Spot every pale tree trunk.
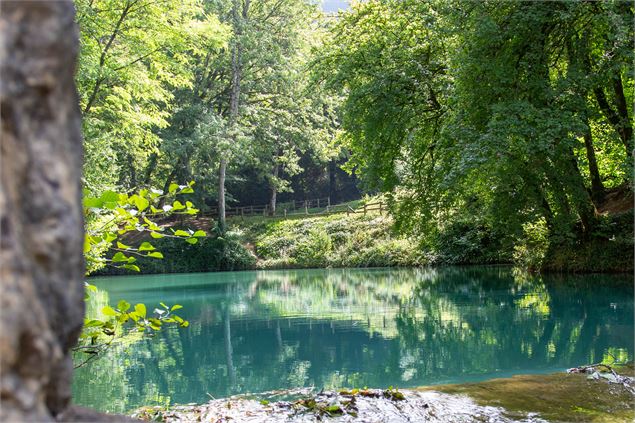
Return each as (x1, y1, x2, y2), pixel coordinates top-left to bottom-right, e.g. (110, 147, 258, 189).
(269, 164, 280, 216)
(0, 1, 85, 420)
(218, 158, 227, 229)
(219, 0, 250, 232)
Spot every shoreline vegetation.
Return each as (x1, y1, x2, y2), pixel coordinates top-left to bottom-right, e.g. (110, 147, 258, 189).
(132, 366, 635, 422)
(92, 199, 633, 277)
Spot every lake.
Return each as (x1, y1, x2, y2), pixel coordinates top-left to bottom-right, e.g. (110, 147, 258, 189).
(72, 266, 634, 414)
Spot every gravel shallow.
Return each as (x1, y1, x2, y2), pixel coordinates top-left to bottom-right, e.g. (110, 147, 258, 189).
(132, 388, 546, 422)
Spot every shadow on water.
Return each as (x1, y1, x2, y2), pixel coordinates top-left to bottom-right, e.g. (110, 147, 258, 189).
(73, 266, 634, 414)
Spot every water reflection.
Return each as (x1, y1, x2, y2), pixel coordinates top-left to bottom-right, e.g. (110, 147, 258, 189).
(72, 267, 633, 413)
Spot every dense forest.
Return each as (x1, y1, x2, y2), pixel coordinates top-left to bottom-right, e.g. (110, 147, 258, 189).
(78, 0, 632, 274)
(1, 1, 633, 422)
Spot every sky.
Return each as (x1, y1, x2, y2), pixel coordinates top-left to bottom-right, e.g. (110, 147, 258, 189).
(321, 0, 349, 13)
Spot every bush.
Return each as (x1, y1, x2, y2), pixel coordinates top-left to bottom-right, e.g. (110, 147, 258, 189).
(433, 219, 510, 265)
(93, 231, 256, 275)
(541, 211, 634, 273)
(513, 218, 549, 271)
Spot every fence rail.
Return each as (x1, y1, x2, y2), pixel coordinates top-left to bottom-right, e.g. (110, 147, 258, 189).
(200, 197, 385, 220)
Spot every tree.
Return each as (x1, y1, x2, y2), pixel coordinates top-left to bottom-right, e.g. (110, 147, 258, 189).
(75, 0, 228, 194)
(317, 0, 633, 260)
(0, 2, 86, 420)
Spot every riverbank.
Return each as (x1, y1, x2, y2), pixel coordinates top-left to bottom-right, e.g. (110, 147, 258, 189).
(92, 202, 633, 276)
(133, 367, 635, 422)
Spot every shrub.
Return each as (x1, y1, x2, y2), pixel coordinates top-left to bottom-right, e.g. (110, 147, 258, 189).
(513, 218, 549, 271)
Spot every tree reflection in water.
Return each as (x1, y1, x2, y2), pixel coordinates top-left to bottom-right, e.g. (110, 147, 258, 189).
(73, 267, 633, 414)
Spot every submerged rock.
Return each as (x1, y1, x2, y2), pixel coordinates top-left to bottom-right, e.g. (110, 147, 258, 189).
(134, 369, 635, 423)
(134, 388, 541, 422)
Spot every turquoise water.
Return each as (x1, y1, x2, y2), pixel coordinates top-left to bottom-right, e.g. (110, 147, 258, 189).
(72, 267, 634, 413)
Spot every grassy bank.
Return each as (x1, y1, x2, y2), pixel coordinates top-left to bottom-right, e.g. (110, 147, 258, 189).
(93, 209, 425, 276)
(93, 201, 633, 276)
(247, 213, 426, 269)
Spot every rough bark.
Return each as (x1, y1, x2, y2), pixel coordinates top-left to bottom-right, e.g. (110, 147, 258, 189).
(0, 1, 85, 420)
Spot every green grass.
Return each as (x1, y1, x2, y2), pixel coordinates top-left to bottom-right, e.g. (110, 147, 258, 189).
(242, 211, 426, 269)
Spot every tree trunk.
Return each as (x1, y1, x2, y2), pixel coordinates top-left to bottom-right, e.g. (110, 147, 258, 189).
(0, 2, 85, 420)
(594, 86, 632, 156)
(218, 0, 247, 232)
(218, 158, 227, 230)
(612, 75, 633, 155)
(142, 152, 158, 186)
(269, 164, 279, 215)
(582, 123, 605, 204)
(328, 159, 338, 204)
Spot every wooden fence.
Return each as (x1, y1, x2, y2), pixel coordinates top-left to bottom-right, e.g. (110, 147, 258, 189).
(200, 197, 385, 220)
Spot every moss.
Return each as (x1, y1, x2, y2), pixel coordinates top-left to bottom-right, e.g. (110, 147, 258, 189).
(421, 371, 635, 422)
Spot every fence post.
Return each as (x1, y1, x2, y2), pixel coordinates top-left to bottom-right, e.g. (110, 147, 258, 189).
(284, 208, 287, 217)
(379, 202, 383, 215)
(263, 206, 267, 217)
(364, 204, 367, 215)
(304, 201, 308, 215)
(317, 198, 320, 208)
(250, 205, 254, 214)
(327, 196, 331, 207)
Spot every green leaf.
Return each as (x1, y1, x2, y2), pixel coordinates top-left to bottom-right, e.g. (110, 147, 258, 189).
(117, 241, 132, 250)
(134, 195, 150, 212)
(84, 319, 104, 328)
(100, 190, 119, 203)
(138, 242, 155, 251)
(185, 237, 198, 244)
(193, 230, 206, 237)
(83, 197, 103, 208)
(172, 200, 186, 211)
(147, 251, 164, 259)
(148, 318, 163, 327)
(112, 252, 129, 262)
(171, 304, 183, 311)
(122, 264, 140, 272)
(169, 183, 179, 194)
(160, 302, 168, 309)
(134, 303, 147, 318)
(150, 231, 164, 239)
(174, 230, 190, 237)
(117, 300, 131, 312)
(102, 306, 117, 317)
(83, 237, 92, 253)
